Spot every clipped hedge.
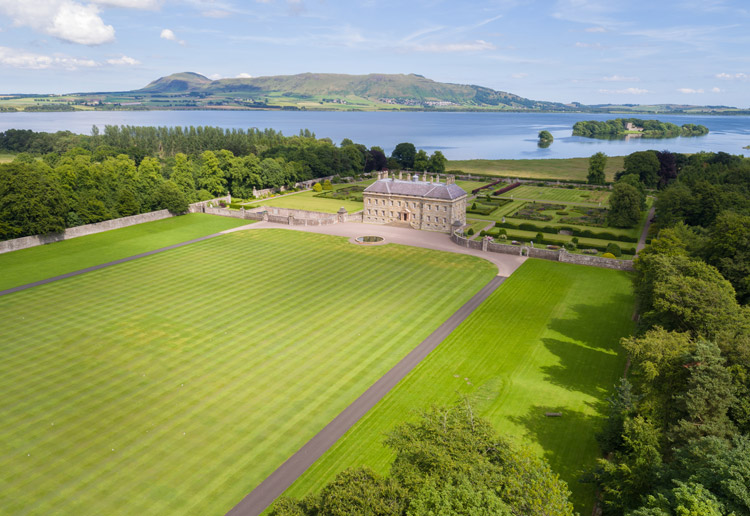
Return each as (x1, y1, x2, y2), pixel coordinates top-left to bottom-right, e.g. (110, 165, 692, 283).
(492, 182, 521, 196)
(471, 178, 506, 194)
(496, 221, 637, 243)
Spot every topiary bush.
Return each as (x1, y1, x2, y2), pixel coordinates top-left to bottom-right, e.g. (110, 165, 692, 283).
(467, 227, 475, 236)
(313, 183, 322, 192)
(605, 242, 622, 257)
(601, 252, 616, 259)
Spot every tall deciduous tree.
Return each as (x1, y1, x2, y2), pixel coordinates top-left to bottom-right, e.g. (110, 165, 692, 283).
(608, 182, 642, 227)
(428, 151, 447, 173)
(0, 163, 67, 239)
(625, 151, 660, 188)
(587, 152, 607, 184)
(391, 142, 416, 169)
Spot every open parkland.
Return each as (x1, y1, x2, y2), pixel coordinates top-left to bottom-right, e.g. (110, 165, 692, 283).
(0, 165, 639, 516)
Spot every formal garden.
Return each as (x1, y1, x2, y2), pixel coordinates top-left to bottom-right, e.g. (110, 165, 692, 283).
(465, 182, 651, 258)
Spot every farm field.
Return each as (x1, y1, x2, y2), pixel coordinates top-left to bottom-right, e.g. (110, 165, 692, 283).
(498, 185, 611, 205)
(285, 259, 635, 512)
(0, 229, 497, 516)
(0, 213, 249, 291)
(246, 189, 363, 213)
(449, 156, 625, 182)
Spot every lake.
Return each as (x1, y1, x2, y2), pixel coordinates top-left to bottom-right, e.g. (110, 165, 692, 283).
(0, 110, 748, 160)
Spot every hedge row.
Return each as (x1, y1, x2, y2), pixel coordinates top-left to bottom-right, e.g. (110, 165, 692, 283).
(494, 221, 637, 243)
(492, 182, 521, 196)
(488, 231, 636, 256)
(471, 178, 506, 194)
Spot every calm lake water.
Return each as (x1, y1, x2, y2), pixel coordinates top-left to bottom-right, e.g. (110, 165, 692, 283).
(0, 110, 748, 160)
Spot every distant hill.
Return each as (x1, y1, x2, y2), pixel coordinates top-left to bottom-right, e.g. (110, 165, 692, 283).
(139, 72, 213, 93)
(0, 72, 743, 113)
(133, 71, 572, 110)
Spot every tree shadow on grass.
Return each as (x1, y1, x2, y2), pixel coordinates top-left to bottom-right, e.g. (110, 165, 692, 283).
(510, 404, 604, 510)
(541, 337, 623, 401)
(546, 294, 634, 354)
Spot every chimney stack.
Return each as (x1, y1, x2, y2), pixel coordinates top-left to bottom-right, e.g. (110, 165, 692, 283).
(399, 171, 403, 180)
(422, 172, 427, 182)
(446, 175, 455, 185)
(407, 173, 412, 181)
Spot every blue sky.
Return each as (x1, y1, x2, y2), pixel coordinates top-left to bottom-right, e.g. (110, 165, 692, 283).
(0, 0, 748, 106)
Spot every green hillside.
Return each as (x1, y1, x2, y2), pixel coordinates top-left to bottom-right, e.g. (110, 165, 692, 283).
(135, 71, 568, 110)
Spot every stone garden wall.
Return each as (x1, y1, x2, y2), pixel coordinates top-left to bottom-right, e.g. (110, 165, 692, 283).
(0, 196, 232, 254)
(451, 231, 634, 271)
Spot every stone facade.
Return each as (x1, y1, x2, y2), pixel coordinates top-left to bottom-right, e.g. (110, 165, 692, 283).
(362, 171, 467, 233)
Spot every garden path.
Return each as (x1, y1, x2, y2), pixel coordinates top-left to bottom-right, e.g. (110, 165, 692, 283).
(636, 206, 656, 253)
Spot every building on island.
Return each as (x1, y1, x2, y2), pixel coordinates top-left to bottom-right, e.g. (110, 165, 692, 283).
(362, 171, 467, 233)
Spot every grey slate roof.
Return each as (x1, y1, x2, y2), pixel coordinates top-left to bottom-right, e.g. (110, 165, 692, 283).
(364, 179, 466, 200)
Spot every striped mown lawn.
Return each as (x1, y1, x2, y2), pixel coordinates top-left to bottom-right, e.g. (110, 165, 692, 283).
(0, 213, 250, 291)
(499, 185, 611, 205)
(285, 259, 634, 513)
(0, 229, 497, 516)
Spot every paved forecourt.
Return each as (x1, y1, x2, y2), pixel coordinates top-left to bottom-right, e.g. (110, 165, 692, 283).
(243, 221, 526, 277)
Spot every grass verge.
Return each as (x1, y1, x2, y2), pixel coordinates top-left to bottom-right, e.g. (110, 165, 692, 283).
(284, 259, 634, 513)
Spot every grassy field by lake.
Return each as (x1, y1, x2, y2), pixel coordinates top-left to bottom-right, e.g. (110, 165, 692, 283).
(0, 229, 497, 516)
(0, 214, 249, 291)
(284, 259, 635, 513)
(449, 156, 625, 182)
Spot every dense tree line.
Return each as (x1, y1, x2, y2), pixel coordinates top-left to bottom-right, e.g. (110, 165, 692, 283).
(272, 403, 574, 516)
(573, 119, 709, 139)
(591, 151, 750, 515)
(0, 127, 393, 240)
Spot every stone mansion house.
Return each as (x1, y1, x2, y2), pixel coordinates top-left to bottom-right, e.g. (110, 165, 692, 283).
(362, 171, 467, 233)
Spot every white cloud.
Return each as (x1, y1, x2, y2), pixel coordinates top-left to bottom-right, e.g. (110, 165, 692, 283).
(602, 74, 639, 82)
(93, 0, 161, 8)
(0, 0, 115, 45)
(237, 72, 253, 78)
(511, 72, 528, 79)
(0, 46, 99, 69)
(160, 28, 185, 44)
(716, 72, 748, 80)
(408, 40, 496, 53)
(201, 9, 231, 17)
(599, 87, 649, 94)
(575, 41, 602, 48)
(585, 26, 606, 32)
(712, 87, 722, 93)
(208, 73, 222, 80)
(677, 88, 704, 93)
(106, 55, 139, 65)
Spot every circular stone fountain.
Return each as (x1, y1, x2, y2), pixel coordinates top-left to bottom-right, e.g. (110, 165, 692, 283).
(353, 235, 385, 244)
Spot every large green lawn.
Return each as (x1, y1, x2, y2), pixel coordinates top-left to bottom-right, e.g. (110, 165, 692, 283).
(449, 156, 625, 182)
(285, 259, 634, 513)
(247, 189, 363, 213)
(0, 214, 250, 291)
(0, 229, 497, 516)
